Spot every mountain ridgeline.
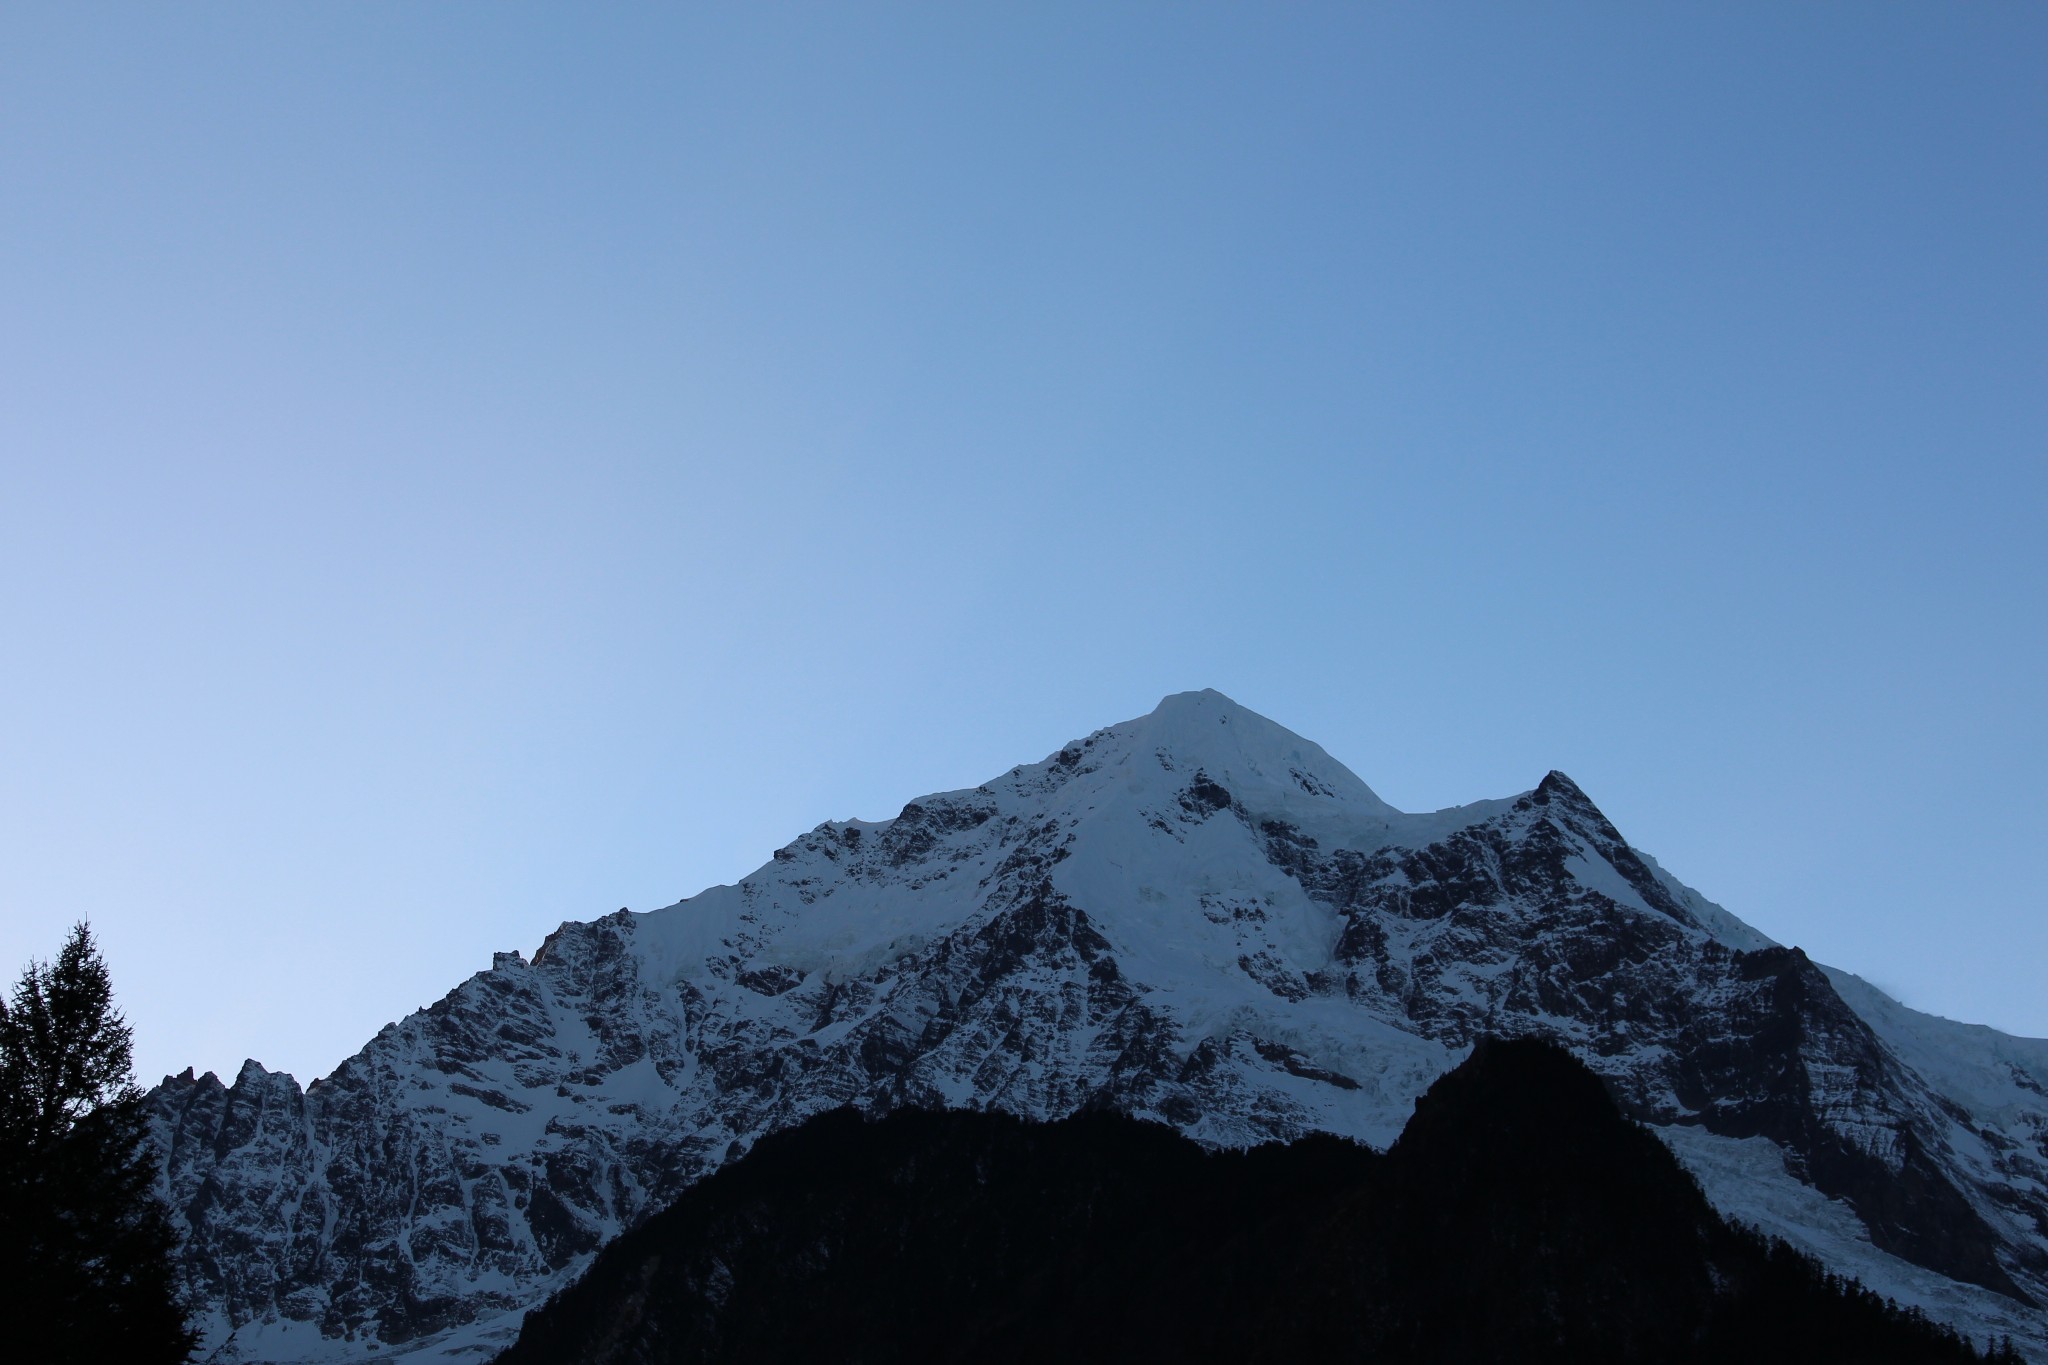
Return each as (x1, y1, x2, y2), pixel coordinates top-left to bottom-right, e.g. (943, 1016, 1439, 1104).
(146, 691, 2048, 1361)
(499, 1039, 2020, 1365)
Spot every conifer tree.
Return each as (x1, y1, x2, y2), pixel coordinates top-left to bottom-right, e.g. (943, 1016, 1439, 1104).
(0, 922, 197, 1362)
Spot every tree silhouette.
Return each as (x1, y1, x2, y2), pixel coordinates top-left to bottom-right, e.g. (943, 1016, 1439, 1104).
(0, 922, 196, 1362)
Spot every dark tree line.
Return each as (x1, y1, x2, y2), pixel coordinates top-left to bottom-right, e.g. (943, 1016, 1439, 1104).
(0, 923, 196, 1363)
(501, 1037, 2033, 1365)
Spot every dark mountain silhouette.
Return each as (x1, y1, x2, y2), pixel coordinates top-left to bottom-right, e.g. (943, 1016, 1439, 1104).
(496, 1038, 2024, 1365)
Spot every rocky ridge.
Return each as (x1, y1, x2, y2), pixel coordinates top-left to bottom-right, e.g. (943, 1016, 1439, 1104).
(148, 690, 2048, 1360)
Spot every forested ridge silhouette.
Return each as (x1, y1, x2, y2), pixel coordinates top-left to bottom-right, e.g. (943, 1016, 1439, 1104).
(499, 1037, 2026, 1364)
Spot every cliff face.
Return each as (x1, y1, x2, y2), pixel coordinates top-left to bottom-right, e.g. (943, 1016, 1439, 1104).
(148, 690, 2048, 1361)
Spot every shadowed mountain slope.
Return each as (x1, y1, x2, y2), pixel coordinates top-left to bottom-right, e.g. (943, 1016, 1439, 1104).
(496, 1039, 2023, 1365)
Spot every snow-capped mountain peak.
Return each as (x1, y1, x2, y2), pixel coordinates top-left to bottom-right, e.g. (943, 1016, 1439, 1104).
(148, 692, 2048, 1362)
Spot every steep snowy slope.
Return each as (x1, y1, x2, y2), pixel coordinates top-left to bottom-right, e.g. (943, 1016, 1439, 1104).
(148, 691, 2048, 1361)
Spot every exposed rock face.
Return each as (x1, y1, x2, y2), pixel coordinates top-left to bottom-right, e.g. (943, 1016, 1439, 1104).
(148, 690, 2048, 1361)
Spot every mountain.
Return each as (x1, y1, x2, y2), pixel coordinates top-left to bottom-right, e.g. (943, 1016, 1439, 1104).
(146, 690, 2048, 1361)
(495, 1038, 2021, 1365)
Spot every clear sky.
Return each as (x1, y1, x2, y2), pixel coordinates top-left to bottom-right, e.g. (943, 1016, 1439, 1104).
(3, 4, 2042, 1087)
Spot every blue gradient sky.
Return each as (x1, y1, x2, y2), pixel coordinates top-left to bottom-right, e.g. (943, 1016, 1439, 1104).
(3, 4, 2043, 1086)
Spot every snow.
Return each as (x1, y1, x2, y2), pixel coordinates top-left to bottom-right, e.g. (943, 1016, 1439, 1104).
(1660, 1125, 2047, 1359)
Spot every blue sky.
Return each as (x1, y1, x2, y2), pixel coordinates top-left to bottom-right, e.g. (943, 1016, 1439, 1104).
(2, 4, 2042, 1086)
